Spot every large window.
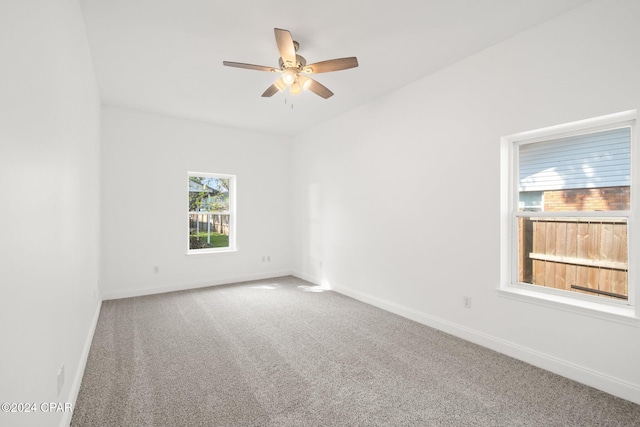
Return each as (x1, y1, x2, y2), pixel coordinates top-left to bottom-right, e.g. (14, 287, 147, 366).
(502, 112, 636, 312)
(188, 172, 236, 253)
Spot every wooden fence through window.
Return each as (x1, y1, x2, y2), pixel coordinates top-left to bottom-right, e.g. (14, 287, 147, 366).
(189, 212, 230, 236)
(518, 217, 628, 300)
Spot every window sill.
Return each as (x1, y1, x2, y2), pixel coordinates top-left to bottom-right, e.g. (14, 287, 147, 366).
(186, 248, 237, 256)
(497, 286, 640, 327)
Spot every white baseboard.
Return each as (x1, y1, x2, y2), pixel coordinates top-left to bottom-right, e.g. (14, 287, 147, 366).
(101, 270, 293, 300)
(299, 276, 640, 405)
(290, 270, 321, 286)
(60, 300, 102, 427)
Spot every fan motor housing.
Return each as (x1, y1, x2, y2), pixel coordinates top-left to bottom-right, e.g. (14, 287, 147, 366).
(279, 54, 306, 70)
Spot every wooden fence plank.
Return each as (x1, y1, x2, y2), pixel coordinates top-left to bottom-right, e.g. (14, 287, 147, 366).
(565, 221, 578, 292)
(612, 271, 627, 298)
(576, 223, 589, 293)
(599, 222, 614, 296)
(614, 223, 627, 261)
(533, 220, 546, 286)
(544, 221, 556, 287)
(600, 222, 614, 262)
(587, 222, 601, 291)
(599, 268, 612, 297)
(612, 223, 627, 296)
(554, 222, 567, 290)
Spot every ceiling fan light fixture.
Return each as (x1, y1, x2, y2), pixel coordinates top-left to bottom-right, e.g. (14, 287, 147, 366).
(290, 81, 302, 95)
(282, 68, 297, 85)
(298, 75, 312, 91)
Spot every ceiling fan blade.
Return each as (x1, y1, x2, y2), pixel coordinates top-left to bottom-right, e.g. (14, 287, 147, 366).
(302, 56, 358, 74)
(274, 28, 296, 66)
(303, 57, 358, 74)
(261, 78, 286, 97)
(261, 84, 280, 97)
(223, 61, 278, 72)
(306, 78, 334, 99)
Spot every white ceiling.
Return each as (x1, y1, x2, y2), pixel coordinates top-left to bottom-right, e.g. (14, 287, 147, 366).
(80, 0, 591, 136)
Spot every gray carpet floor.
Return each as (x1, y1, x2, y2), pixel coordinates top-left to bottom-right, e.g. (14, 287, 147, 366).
(72, 276, 640, 426)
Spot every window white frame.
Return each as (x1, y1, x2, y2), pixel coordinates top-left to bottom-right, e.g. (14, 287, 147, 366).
(500, 111, 640, 324)
(187, 171, 237, 255)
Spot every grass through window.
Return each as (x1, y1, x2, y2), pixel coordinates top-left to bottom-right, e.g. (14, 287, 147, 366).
(189, 232, 229, 249)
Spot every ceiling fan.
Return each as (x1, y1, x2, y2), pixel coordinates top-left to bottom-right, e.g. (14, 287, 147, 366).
(223, 28, 358, 99)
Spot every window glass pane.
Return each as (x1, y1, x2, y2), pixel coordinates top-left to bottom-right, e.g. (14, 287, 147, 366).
(518, 191, 543, 212)
(519, 127, 630, 212)
(188, 176, 230, 250)
(517, 217, 628, 301)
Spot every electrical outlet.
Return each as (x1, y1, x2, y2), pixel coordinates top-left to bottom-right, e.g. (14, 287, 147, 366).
(57, 364, 65, 397)
(463, 296, 472, 309)
(153, 265, 159, 274)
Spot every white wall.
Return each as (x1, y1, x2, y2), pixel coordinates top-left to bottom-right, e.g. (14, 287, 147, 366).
(292, 0, 640, 403)
(100, 106, 292, 299)
(0, 1, 102, 426)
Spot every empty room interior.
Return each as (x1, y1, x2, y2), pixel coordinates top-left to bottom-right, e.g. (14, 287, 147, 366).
(3, 0, 640, 426)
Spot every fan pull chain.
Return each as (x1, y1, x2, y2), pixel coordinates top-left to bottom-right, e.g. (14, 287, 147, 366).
(284, 87, 293, 110)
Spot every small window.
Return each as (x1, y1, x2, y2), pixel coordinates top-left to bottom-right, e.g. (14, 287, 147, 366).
(503, 112, 634, 306)
(188, 172, 236, 253)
